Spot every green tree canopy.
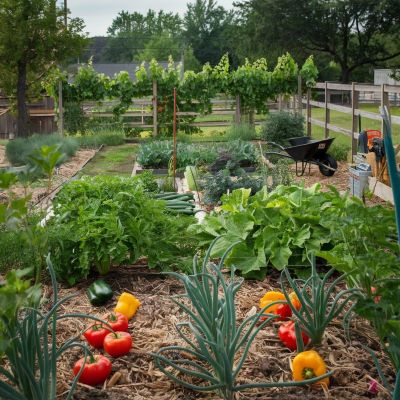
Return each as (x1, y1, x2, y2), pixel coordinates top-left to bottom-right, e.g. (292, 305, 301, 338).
(236, 0, 400, 82)
(0, 0, 86, 137)
(104, 10, 183, 62)
(184, 0, 235, 66)
(136, 36, 200, 72)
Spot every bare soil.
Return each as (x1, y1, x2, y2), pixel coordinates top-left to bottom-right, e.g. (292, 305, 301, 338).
(52, 266, 394, 400)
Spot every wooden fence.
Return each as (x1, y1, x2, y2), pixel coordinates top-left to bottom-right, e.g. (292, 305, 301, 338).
(303, 82, 400, 158)
(0, 95, 56, 138)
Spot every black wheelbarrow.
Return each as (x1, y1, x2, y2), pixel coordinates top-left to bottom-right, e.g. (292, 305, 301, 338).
(265, 136, 338, 177)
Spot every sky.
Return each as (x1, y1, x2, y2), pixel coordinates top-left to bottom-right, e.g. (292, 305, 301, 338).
(67, 0, 235, 37)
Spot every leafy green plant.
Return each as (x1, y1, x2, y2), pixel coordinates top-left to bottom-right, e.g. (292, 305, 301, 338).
(29, 145, 65, 194)
(153, 239, 332, 400)
(261, 111, 304, 145)
(48, 176, 196, 284)
(202, 168, 263, 205)
(281, 255, 360, 345)
(0, 255, 109, 400)
(5, 134, 78, 166)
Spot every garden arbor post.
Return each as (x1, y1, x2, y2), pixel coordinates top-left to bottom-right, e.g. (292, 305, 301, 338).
(351, 82, 359, 159)
(58, 80, 64, 136)
(152, 80, 158, 137)
(297, 75, 302, 115)
(235, 96, 241, 125)
(324, 82, 330, 138)
(306, 89, 311, 136)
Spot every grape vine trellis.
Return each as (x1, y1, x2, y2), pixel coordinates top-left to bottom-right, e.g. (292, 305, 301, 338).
(46, 54, 318, 135)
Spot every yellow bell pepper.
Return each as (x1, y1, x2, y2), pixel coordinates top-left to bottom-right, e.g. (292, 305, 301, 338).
(292, 350, 330, 387)
(114, 292, 141, 319)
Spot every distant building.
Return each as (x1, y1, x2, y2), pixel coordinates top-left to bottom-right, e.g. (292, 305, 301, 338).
(374, 69, 399, 86)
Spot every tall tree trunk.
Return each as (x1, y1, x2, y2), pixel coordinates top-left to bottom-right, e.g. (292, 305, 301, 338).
(16, 61, 29, 137)
(340, 66, 351, 83)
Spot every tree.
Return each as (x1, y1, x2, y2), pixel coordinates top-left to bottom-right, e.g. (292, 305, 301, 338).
(0, 0, 86, 137)
(236, 0, 400, 82)
(184, 0, 235, 66)
(104, 10, 183, 62)
(136, 36, 201, 72)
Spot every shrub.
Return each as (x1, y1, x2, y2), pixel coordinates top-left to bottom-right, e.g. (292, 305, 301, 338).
(225, 122, 257, 141)
(328, 142, 349, 162)
(76, 132, 125, 148)
(6, 134, 78, 166)
(261, 111, 304, 145)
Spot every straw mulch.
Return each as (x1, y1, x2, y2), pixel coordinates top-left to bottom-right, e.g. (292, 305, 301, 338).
(50, 265, 393, 400)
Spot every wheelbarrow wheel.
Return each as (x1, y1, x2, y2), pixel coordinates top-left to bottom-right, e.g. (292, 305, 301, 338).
(318, 154, 337, 176)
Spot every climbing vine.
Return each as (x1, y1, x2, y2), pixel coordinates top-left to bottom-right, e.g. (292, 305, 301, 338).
(47, 54, 318, 135)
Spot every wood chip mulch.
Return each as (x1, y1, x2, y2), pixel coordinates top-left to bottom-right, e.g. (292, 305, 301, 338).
(49, 266, 394, 400)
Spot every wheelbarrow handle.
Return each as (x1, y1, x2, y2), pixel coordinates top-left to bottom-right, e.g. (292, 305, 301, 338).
(266, 141, 286, 151)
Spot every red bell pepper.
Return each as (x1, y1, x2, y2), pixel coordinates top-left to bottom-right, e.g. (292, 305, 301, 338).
(278, 320, 309, 351)
(73, 355, 112, 386)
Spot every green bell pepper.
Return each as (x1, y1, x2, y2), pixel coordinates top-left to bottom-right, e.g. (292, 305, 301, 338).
(87, 280, 113, 306)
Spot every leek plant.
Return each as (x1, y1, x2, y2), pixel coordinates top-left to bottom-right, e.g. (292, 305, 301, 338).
(153, 239, 332, 400)
(280, 254, 360, 345)
(0, 255, 108, 400)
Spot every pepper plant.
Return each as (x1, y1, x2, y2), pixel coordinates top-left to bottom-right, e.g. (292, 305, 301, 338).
(153, 239, 332, 400)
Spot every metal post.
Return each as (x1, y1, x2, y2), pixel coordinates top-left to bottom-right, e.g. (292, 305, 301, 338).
(152, 80, 158, 137)
(381, 84, 390, 135)
(172, 88, 177, 190)
(306, 89, 311, 136)
(351, 82, 359, 159)
(58, 80, 64, 136)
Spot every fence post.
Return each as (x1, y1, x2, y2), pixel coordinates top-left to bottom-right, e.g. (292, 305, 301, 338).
(235, 96, 241, 124)
(306, 88, 311, 136)
(58, 80, 64, 136)
(381, 84, 390, 134)
(324, 81, 330, 138)
(152, 80, 158, 137)
(298, 75, 303, 115)
(351, 82, 359, 159)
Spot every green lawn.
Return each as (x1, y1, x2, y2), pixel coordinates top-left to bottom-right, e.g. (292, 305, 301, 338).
(80, 144, 138, 177)
(310, 104, 400, 146)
